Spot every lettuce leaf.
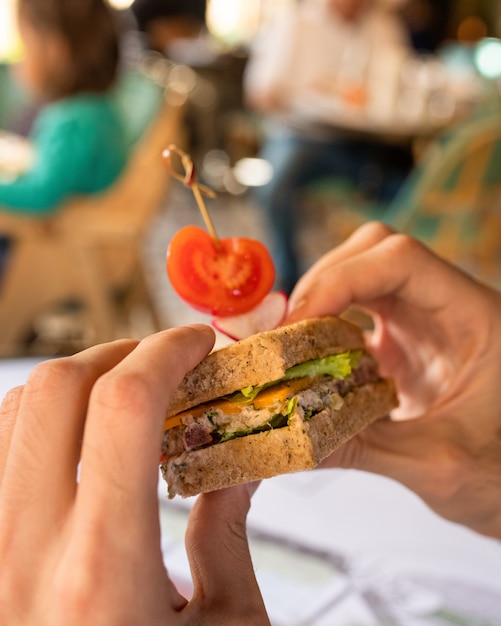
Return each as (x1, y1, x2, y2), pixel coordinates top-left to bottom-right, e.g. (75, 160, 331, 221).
(231, 351, 362, 403)
(283, 351, 361, 381)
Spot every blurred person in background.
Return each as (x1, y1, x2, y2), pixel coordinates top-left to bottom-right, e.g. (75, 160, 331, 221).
(130, 0, 208, 61)
(129, 0, 216, 156)
(0, 0, 126, 271)
(400, 0, 453, 52)
(244, 0, 415, 294)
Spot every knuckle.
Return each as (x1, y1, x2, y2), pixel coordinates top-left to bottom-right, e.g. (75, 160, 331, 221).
(360, 220, 395, 239)
(26, 357, 88, 397)
(383, 231, 424, 258)
(224, 514, 248, 548)
(193, 591, 268, 626)
(91, 370, 154, 418)
(49, 581, 95, 624)
(49, 543, 117, 625)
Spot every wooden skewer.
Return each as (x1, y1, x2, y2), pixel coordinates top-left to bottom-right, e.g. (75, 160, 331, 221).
(162, 144, 221, 249)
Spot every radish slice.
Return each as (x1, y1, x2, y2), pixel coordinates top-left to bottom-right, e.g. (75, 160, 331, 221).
(212, 291, 288, 340)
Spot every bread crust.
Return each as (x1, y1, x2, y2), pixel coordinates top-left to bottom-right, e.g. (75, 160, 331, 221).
(166, 316, 365, 417)
(161, 378, 397, 498)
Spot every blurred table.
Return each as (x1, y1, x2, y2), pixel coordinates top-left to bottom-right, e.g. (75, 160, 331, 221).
(0, 358, 46, 397)
(289, 52, 485, 147)
(3, 359, 501, 625)
(160, 470, 501, 625)
(291, 89, 456, 144)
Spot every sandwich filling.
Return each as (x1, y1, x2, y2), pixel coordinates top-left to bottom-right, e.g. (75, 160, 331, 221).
(161, 350, 381, 459)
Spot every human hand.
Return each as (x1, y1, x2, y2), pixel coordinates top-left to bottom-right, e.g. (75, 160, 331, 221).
(0, 327, 269, 625)
(286, 222, 501, 539)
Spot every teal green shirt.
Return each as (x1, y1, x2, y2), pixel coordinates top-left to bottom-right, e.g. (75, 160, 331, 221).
(0, 94, 127, 214)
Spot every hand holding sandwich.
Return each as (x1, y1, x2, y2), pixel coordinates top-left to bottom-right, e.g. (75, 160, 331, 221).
(0, 327, 269, 626)
(287, 221, 501, 540)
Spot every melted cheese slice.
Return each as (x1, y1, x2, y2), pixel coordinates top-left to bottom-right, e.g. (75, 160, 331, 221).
(163, 377, 315, 432)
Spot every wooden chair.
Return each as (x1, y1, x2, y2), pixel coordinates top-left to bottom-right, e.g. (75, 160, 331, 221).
(0, 76, 187, 356)
(385, 110, 501, 279)
(326, 110, 501, 283)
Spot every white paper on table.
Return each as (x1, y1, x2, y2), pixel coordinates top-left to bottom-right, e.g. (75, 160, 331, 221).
(159, 469, 501, 625)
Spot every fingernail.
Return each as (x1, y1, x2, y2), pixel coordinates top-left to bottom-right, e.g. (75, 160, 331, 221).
(286, 297, 306, 318)
(186, 324, 215, 337)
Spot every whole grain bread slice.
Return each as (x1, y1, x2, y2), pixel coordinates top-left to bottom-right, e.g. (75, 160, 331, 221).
(166, 316, 366, 418)
(162, 378, 397, 498)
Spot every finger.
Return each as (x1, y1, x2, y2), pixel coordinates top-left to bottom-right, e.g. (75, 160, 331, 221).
(322, 416, 456, 505)
(76, 326, 215, 534)
(186, 485, 269, 623)
(0, 341, 138, 525)
(287, 221, 394, 317)
(0, 341, 140, 600)
(287, 229, 472, 323)
(323, 416, 421, 471)
(298, 220, 395, 286)
(0, 386, 23, 483)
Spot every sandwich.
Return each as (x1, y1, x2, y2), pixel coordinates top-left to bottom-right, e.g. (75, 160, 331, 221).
(161, 316, 398, 498)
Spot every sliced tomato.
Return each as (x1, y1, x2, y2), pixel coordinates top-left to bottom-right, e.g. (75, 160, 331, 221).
(167, 225, 275, 316)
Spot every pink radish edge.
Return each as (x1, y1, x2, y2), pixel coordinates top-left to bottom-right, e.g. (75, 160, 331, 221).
(212, 291, 288, 341)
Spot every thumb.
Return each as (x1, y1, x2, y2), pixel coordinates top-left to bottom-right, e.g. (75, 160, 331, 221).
(185, 484, 269, 623)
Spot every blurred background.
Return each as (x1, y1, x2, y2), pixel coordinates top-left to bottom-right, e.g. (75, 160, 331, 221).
(2, 0, 501, 355)
(3, 5, 501, 624)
